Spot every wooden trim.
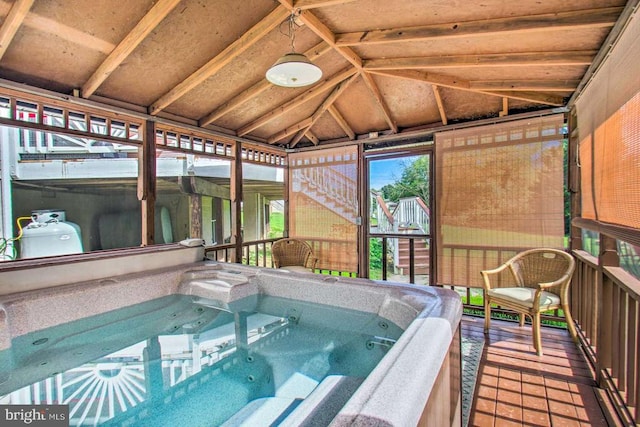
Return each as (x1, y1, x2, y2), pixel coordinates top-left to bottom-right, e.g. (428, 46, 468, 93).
(364, 51, 596, 70)
(238, 67, 357, 136)
(82, 0, 182, 98)
(149, 5, 289, 115)
(0, 0, 34, 60)
(573, 218, 640, 248)
(371, 69, 565, 106)
(336, 7, 623, 46)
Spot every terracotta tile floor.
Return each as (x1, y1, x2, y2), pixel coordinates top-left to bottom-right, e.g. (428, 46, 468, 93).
(462, 316, 612, 427)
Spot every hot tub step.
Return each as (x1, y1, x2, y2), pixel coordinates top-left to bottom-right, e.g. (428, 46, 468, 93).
(221, 397, 302, 426)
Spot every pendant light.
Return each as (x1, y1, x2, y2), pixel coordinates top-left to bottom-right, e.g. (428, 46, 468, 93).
(266, 11, 322, 88)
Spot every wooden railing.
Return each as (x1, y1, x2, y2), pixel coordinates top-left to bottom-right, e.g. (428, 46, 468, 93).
(572, 249, 640, 425)
(204, 238, 357, 276)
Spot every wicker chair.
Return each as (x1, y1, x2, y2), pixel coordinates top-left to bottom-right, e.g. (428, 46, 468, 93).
(271, 238, 318, 273)
(481, 248, 577, 356)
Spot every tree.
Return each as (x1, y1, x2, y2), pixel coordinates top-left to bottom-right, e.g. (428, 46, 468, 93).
(380, 156, 430, 203)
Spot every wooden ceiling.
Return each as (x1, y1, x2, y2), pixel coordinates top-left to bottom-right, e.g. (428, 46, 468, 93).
(0, 0, 629, 149)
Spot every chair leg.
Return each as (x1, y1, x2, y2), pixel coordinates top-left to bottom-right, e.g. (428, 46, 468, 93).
(484, 298, 491, 334)
(519, 313, 525, 327)
(533, 312, 543, 356)
(562, 303, 579, 344)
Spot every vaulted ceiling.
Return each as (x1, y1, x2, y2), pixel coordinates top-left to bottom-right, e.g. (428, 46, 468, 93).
(0, 0, 629, 148)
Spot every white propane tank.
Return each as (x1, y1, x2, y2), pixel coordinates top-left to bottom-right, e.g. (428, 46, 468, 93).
(19, 210, 83, 258)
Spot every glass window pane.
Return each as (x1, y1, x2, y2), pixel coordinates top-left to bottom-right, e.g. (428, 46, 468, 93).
(1, 125, 140, 259)
(156, 149, 232, 246)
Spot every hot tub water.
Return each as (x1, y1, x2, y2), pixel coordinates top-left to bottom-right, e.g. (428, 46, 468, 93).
(0, 294, 403, 426)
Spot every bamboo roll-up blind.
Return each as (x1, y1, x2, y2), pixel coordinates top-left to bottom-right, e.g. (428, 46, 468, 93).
(288, 146, 358, 273)
(435, 115, 566, 287)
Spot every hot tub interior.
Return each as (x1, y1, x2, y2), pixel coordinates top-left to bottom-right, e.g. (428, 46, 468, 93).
(0, 255, 462, 427)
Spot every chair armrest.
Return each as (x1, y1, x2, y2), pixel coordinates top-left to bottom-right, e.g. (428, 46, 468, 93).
(536, 272, 572, 290)
(306, 256, 319, 270)
(480, 262, 511, 291)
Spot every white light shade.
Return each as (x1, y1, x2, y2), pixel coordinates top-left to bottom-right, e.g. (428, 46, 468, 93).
(265, 52, 322, 88)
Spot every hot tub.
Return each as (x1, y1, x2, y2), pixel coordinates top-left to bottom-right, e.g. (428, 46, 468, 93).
(0, 245, 462, 426)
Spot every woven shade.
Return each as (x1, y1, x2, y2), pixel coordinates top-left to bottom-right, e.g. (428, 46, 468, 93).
(435, 115, 566, 287)
(288, 146, 358, 273)
(575, 10, 640, 230)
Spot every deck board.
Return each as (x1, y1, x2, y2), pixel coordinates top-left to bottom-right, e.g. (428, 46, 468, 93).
(463, 316, 611, 427)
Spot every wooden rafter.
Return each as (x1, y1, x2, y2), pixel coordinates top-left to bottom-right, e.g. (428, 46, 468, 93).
(469, 80, 580, 91)
(82, 0, 182, 98)
(286, 74, 357, 146)
(0, 0, 34, 60)
(238, 67, 357, 136)
(363, 51, 596, 70)
(199, 41, 330, 127)
(328, 105, 355, 140)
(266, 117, 313, 144)
(149, 5, 289, 115)
(268, 75, 355, 145)
(432, 85, 447, 126)
(277, 1, 400, 136)
(293, 0, 358, 10)
(335, 7, 623, 46)
(361, 72, 398, 132)
(371, 69, 565, 106)
(304, 129, 319, 145)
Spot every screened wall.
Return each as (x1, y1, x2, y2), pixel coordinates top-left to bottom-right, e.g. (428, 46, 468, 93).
(288, 146, 358, 273)
(435, 114, 566, 287)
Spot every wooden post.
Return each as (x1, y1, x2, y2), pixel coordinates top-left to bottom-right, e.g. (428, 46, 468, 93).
(230, 142, 243, 263)
(357, 144, 366, 278)
(189, 191, 202, 239)
(138, 120, 156, 246)
(567, 109, 582, 251)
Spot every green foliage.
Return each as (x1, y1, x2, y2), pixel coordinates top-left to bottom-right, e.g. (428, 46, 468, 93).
(380, 156, 430, 203)
(268, 211, 284, 238)
(369, 238, 383, 279)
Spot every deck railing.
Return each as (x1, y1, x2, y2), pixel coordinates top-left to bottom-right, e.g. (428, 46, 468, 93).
(572, 249, 640, 425)
(204, 238, 357, 276)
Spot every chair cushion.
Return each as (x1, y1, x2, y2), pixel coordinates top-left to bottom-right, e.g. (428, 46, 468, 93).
(279, 265, 314, 273)
(487, 287, 560, 309)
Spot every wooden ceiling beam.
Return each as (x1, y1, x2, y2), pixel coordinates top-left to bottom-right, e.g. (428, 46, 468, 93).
(432, 85, 447, 126)
(149, 5, 289, 115)
(361, 72, 398, 133)
(364, 51, 596, 70)
(293, 0, 358, 10)
(0, 0, 35, 60)
(336, 7, 623, 46)
(304, 129, 319, 145)
(238, 67, 357, 136)
(81, 0, 182, 98)
(371, 69, 565, 106)
(286, 74, 357, 146)
(199, 42, 330, 127)
(469, 80, 579, 91)
(328, 105, 355, 140)
(267, 117, 313, 144)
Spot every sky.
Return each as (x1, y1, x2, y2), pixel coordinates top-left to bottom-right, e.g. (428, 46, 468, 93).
(369, 157, 411, 190)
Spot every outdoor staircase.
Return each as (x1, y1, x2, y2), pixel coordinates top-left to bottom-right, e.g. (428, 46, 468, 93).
(395, 238, 430, 275)
(292, 167, 357, 221)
